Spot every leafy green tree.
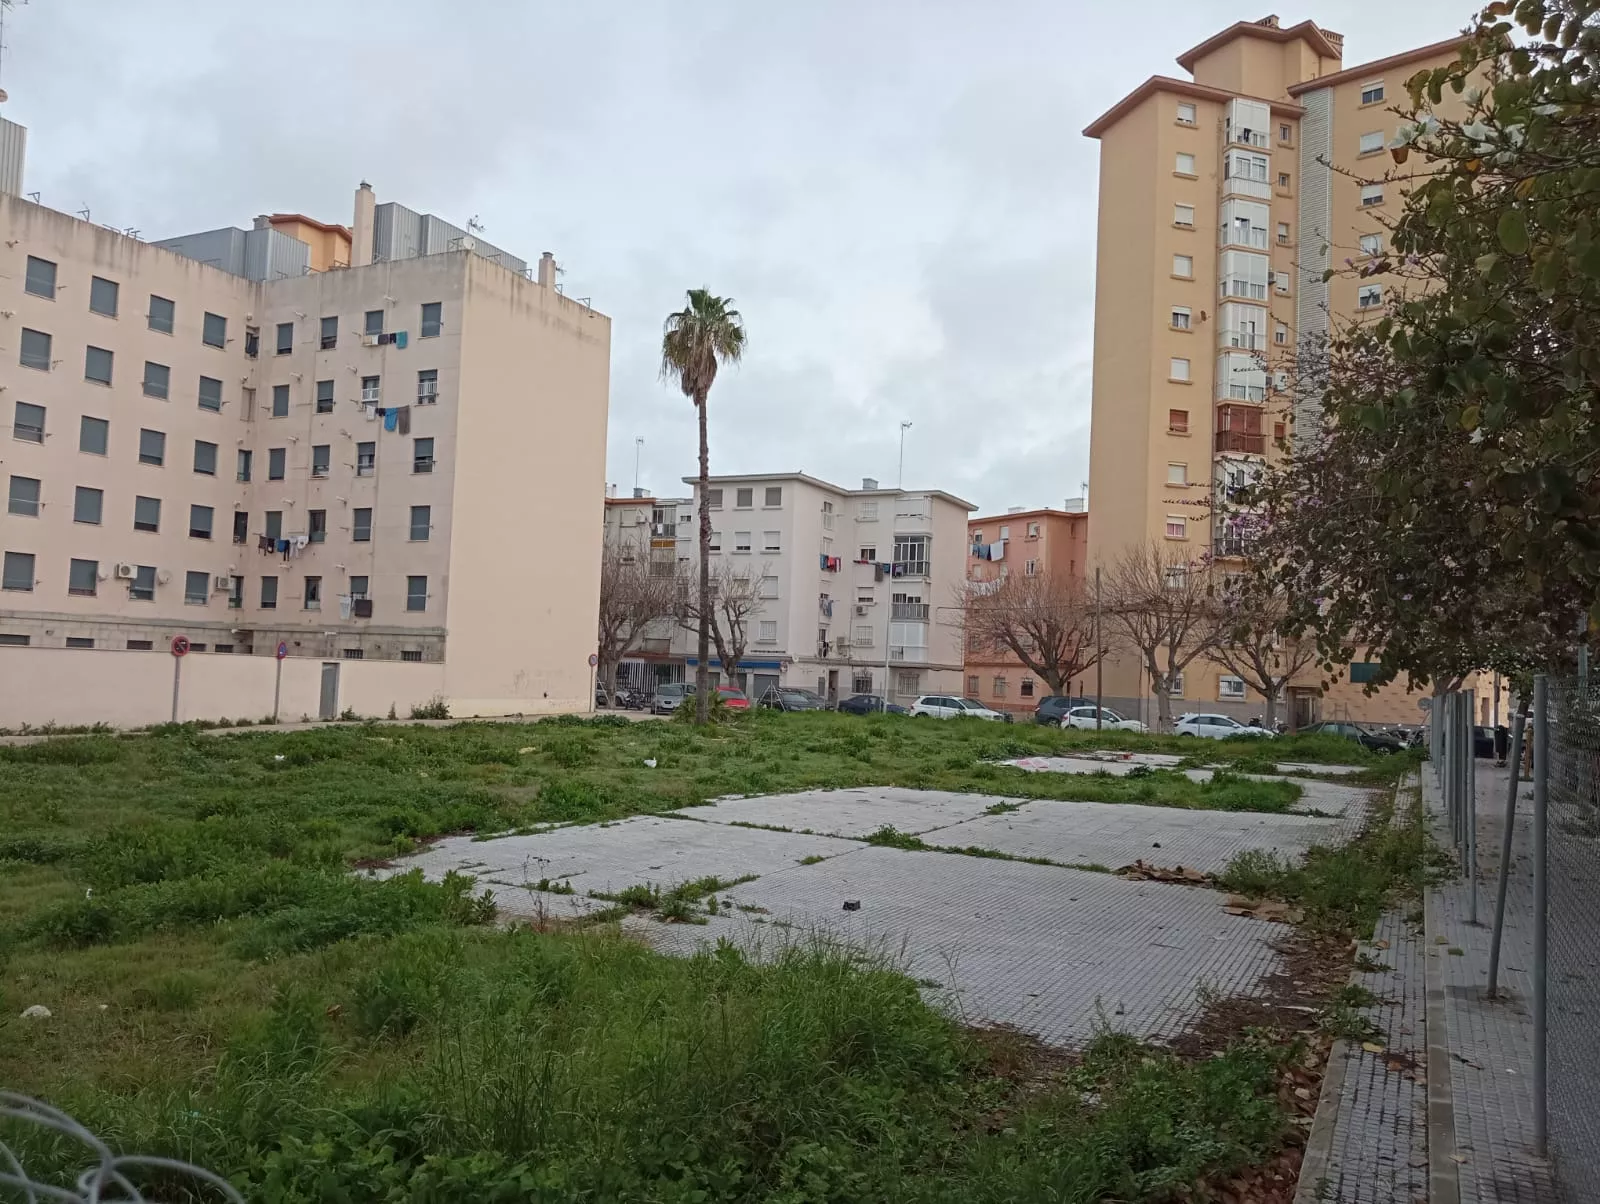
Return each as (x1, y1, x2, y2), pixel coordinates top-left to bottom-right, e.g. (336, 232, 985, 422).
(661, 291, 747, 724)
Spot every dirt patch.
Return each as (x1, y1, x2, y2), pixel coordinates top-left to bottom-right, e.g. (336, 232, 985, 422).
(1169, 932, 1352, 1059)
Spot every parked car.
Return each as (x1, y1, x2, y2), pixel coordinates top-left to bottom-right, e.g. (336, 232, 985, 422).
(716, 685, 750, 710)
(759, 687, 825, 712)
(837, 693, 906, 715)
(1300, 720, 1405, 754)
(1174, 712, 1275, 739)
(653, 683, 692, 715)
(965, 698, 1013, 722)
(1473, 725, 1497, 759)
(1033, 696, 1076, 725)
(1060, 704, 1148, 733)
(910, 695, 1006, 721)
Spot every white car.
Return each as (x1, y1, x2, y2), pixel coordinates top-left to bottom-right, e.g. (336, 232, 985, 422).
(1060, 705, 1148, 733)
(1173, 712, 1275, 739)
(910, 695, 1007, 721)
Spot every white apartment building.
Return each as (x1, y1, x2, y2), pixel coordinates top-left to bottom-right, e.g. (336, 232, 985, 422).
(0, 146, 610, 722)
(671, 473, 972, 704)
(601, 489, 692, 690)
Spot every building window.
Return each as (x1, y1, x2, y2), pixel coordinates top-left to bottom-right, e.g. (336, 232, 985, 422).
(88, 275, 120, 317)
(409, 505, 431, 541)
(309, 509, 327, 544)
(260, 577, 278, 609)
(1169, 357, 1190, 382)
(735, 487, 754, 508)
(1274, 322, 1288, 346)
(708, 530, 722, 552)
(734, 530, 752, 553)
(1279, 122, 1292, 143)
(707, 488, 723, 508)
(1277, 171, 1291, 190)
(126, 638, 154, 650)
(417, 369, 438, 403)
(342, 647, 364, 660)
(1360, 81, 1384, 105)
(1358, 130, 1383, 155)
(353, 508, 372, 542)
(79, 415, 107, 455)
(356, 441, 375, 475)
(133, 495, 161, 533)
(1175, 152, 1195, 175)
(1274, 421, 1287, 444)
(1, 550, 33, 592)
(364, 309, 385, 337)
(193, 440, 218, 476)
(7, 474, 38, 517)
(1167, 462, 1187, 485)
(758, 575, 779, 599)
(1359, 232, 1383, 257)
(1020, 679, 1035, 698)
(311, 444, 331, 477)
(67, 558, 98, 597)
(276, 321, 294, 354)
(1173, 203, 1194, 228)
(420, 301, 442, 338)
(237, 449, 253, 482)
(755, 619, 778, 644)
(1218, 675, 1246, 700)
(1276, 221, 1290, 245)
(183, 569, 209, 605)
(858, 500, 879, 521)
(1026, 521, 1040, 539)
(320, 315, 338, 350)
(244, 326, 259, 359)
(1168, 408, 1189, 433)
(214, 643, 234, 653)
(82, 345, 112, 386)
(138, 428, 166, 466)
(1172, 254, 1193, 278)
(20, 327, 51, 371)
(756, 530, 780, 553)
(859, 545, 877, 562)
(1361, 183, 1384, 207)
(993, 676, 1008, 698)
(73, 486, 103, 525)
(202, 312, 226, 349)
(268, 448, 286, 480)
(965, 674, 980, 696)
(264, 510, 283, 541)
(316, 379, 335, 413)
(413, 437, 434, 473)
(126, 564, 154, 601)
(1275, 273, 1290, 296)
(393, 649, 420, 663)
(1024, 559, 1037, 576)
(1171, 306, 1191, 330)
(349, 575, 369, 599)
(13, 401, 44, 444)
(1176, 101, 1196, 125)
(142, 361, 170, 399)
(58, 636, 93, 649)
(24, 256, 56, 298)
(198, 375, 223, 412)
(406, 575, 428, 612)
(1168, 671, 1186, 695)
(1349, 659, 1383, 684)
(271, 384, 289, 418)
(1165, 515, 1186, 539)
(304, 576, 322, 610)
(1358, 284, 1383, 310)
(148, 295, 175, 333)
(764, 486, 782, 506)
(361, 375, 380, 403)
(233, 511, 249, 544)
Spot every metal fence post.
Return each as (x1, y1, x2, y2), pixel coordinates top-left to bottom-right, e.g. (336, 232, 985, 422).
(1468, 688, 1478, 921)
(1533, 674, 1549, 1156)
(1487, 700, 1527, 997)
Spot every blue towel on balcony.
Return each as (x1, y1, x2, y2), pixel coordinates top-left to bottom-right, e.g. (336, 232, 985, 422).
(384, 408, 399, 432)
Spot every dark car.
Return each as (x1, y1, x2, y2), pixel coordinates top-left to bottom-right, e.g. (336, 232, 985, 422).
(837, 693, 907, 715)
(760, 687, 825, 712)
(1302, 720, 1405, 754)
(1033, 696, 1075, 725)
(1472, 725, 1496, 759)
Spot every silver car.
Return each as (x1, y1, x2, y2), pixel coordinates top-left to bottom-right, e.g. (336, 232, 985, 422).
(653, 683, 692, 715)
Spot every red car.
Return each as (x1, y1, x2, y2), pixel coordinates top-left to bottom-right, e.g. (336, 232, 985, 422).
(717, 685, 750, 710)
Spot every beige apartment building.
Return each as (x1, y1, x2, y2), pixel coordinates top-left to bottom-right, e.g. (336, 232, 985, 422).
(1083, 15, 1467, 724)
(668, 474, 973, 705)
(600, 488, 691, 690)
(1, 150, 610, 724)
(964, 503, 1089, 716)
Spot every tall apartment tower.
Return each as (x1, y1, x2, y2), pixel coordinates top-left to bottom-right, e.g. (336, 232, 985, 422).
(1082, 15, 1465, 716)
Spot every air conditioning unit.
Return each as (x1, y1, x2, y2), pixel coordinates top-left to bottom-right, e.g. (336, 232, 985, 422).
(855, 605, 869, 616)
(114, 563, 136, 579)
(213, 574, 232, 591)
(361, 334, 381, 347)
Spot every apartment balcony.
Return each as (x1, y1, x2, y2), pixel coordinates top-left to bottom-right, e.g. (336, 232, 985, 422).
(889, 645, 929, 664)
(1215, 430, 1266, 454)
(892, 509, 932, 533)
(891, 602, 930, 621)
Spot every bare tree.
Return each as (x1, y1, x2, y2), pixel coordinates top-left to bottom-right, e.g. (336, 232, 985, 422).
(960, 569, 1100, 697)
(1203, 579, 1317, 729)
(1101, 541, 1219, 731)
(680, 561, 769, 693)
(597, 537, 682, 697)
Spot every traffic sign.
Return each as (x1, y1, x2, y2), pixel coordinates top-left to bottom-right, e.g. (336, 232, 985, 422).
(588, 653, 599, 667)
(170, 635, 190, 658)
(276, 641, 289, 660)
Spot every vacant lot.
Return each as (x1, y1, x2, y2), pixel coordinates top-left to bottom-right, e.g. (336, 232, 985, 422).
(0, 713, 1409, 1201)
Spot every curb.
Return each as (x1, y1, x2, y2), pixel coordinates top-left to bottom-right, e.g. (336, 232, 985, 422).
(1293, 1037, 1351, 1203)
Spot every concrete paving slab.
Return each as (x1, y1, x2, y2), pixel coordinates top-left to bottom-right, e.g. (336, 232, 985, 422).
(920, 799, 1354, 874)
(673, 787, 1004, 837)
(1002, 755, 1211, 780)
(1276, 761, 1366, 777)
(629, 845, 1284, 1047)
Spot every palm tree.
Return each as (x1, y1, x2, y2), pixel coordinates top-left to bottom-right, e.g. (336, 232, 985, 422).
(661, 290, 747, 724)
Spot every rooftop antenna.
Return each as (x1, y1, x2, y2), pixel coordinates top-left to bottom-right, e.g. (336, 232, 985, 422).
(897, 421, 913, 489)
(633, 436, 644, 495)
(466, 215, 484, 235)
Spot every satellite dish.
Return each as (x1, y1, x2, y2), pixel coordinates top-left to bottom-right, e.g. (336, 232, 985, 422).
(0, 89, 10, 104)
(460, 236, 476, 252)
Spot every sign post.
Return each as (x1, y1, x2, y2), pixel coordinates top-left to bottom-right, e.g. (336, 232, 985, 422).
(169, 635, 190, 722)
(274, 641, 288, 722)
(588, 652, 599, 713)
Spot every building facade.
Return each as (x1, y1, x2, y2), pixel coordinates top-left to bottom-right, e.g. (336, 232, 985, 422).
(1, 166, 610, 720)
(664, 474, 972, 705)
(964, 504, 1089, 716)
(1082, 15, 1467, 724)
(601, 489, 692, 691)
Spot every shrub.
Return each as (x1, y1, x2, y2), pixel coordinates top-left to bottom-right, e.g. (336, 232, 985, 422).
(410, 696, 451, 720)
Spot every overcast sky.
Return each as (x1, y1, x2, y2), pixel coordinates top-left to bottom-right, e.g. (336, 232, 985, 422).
(3, 1, 1469, 516)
